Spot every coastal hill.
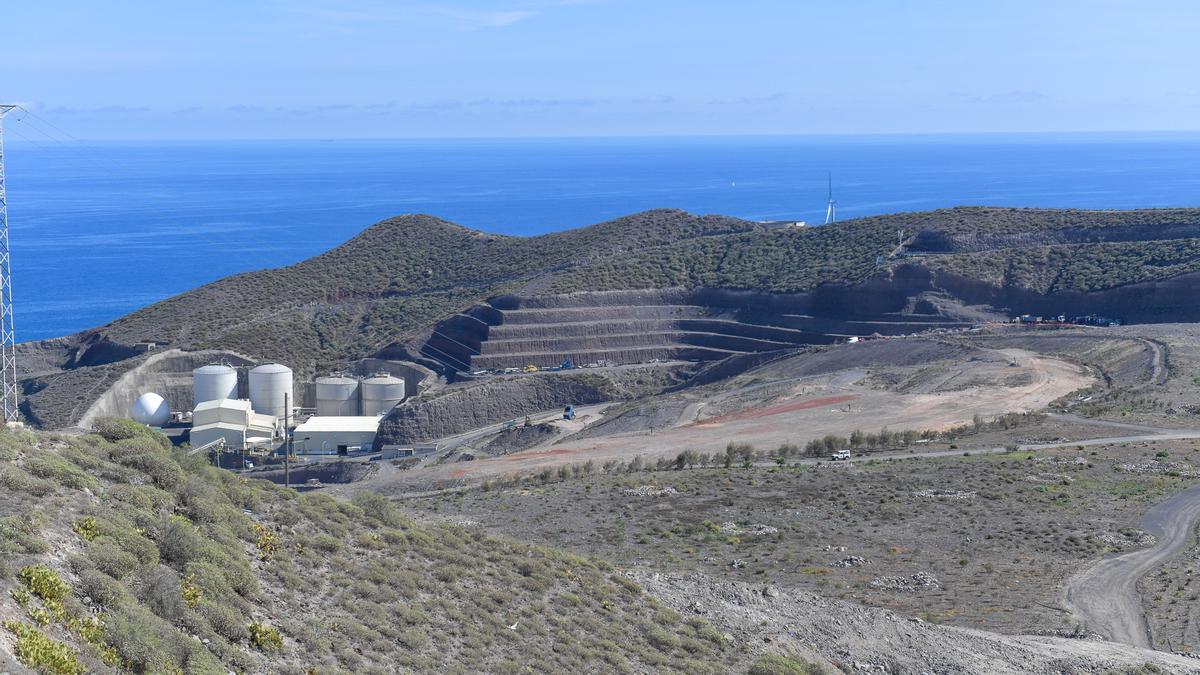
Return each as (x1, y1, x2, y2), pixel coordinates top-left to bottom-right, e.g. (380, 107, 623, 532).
(18, 206, 1200, 428)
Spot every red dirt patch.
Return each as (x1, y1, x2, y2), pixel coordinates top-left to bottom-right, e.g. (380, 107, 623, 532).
(692, 394, 859, 426)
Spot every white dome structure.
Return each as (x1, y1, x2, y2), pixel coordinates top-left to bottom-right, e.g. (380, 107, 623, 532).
(131, 392, 170, 427)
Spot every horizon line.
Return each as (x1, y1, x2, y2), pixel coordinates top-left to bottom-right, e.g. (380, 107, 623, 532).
(8, 129, 1200, 145)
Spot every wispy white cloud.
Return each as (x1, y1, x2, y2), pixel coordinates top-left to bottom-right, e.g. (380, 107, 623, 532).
(283, 2, 541, 31)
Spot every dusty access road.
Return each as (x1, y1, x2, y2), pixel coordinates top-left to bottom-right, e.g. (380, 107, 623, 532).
(1066, 482, 1200, 649)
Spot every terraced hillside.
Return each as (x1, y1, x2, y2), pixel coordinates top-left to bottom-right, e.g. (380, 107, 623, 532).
(422, 288, 970, 372)
(18, 206, 1200, 428)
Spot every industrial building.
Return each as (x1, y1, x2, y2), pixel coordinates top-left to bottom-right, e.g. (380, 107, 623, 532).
(172, 361, 404, 458)
(190, 398, 277, 450)
(293, 416, 381, 455)
(248, 363, 293, 418)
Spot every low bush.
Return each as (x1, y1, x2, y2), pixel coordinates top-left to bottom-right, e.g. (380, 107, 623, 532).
(248, 621, 283, 651)
(748, 653, 825, 675)
(3, 620, 84, 675)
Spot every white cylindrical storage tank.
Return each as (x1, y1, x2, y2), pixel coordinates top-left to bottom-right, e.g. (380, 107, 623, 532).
(131, 392, 170, 427)
(248, 363, 293, 418)
(193, 364, 238, 408)
(315, 375, 359, 416)
(360, 374, 405, 416)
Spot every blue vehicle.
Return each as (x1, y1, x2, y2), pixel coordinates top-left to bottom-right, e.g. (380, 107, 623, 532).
(563, 405, 576, 420)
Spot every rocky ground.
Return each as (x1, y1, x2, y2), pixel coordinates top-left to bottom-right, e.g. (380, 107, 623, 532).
(633, 570, 1200, 673)
(1141, 535, 1200, 655)
(405, 439, 1200, 639)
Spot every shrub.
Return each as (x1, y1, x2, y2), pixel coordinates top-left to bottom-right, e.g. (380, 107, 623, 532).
(72, 516, 100, 541)
(141, 566, 186, 623)
(93, 418, 170, 448)
(3, 620, 85, 675)
(87, 537, 139, 579)
(248, 621, 283, 651)
(252, 523, 282, 560)
(18, 564, 70, 602)
(22, 452, 99, 491)
(198, 599, 249, 642)
(154, 515, 205, 567)
(0, 515, 48, 554)
(0, 465, 55, 496)
(749, 653, 825, 675)
(181, 574, 202, 609)
(77, 567, 129, 608)
(103, 604, 192, 673)
(111, 443, 184, 491)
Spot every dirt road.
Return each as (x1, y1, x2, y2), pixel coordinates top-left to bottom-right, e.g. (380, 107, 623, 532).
(1065, 482, 1200, 649)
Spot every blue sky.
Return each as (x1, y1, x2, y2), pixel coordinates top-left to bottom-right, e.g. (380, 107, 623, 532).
(3, 0, 1199, 139)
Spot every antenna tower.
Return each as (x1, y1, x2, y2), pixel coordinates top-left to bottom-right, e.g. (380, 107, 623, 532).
(0, 106, 20, 423)
(824, 172, 836, 224)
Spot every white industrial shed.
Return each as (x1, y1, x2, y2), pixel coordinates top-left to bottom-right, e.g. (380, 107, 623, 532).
(293, 416, 381, 455)
(191, 399, 277, 451)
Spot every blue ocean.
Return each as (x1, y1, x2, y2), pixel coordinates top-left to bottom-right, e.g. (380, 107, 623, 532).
(6, 133, 1200, 341)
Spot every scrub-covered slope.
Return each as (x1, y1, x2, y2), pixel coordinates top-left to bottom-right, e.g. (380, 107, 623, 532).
(0, 421, 746, 673)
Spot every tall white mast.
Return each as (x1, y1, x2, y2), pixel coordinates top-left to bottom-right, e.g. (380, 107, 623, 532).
(0, 105, 20, 423)
(824, 172, 836, 224)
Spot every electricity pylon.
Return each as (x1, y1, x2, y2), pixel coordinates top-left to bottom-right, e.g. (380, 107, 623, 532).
(0, 105, 21, 423)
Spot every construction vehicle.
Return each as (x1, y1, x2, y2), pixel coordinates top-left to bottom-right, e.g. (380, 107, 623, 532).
(563, 405, 576, 421)
(523, 364, 539, 373)
(561, 359, 574, 370)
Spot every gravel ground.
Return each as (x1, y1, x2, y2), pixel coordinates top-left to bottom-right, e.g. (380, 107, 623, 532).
(407, 440, 1200, 638)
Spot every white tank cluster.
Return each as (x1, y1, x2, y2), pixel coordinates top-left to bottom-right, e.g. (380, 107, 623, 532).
(131, 392, 170, 427)
(193, 363, 238, 407)
(248, 363, 293, 418)
(316, 375, 360, 416)
(361, 373, 406, 416)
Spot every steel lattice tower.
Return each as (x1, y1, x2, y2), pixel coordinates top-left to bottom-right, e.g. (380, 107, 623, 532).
(0, 106, 20, 423)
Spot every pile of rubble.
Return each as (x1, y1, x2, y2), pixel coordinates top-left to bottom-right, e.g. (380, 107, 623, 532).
(869, 572, 941, 592)
(914, 488, 976, 500)
(719, 522, 779, 536)
(831, 556, 870, 568)
(1095, 528, 1157, 551)
(622, 485, 678, 497)
(1034, 456, 1088, 468)
(1115, 460, 1200, 478)
(1024, 473, 1074, 485)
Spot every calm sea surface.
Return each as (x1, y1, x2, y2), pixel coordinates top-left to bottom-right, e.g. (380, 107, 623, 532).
(5, 134, 1200, 341)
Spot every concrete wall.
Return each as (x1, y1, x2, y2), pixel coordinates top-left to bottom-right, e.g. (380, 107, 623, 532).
(77, 349, 257, 430)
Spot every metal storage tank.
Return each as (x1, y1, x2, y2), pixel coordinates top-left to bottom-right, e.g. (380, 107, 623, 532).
(315, 375, 360, 416)
(360, 373, 405, 416)
(193, 364, 238, 408)
(131, 392, 170, 427)
(248, 363, 293, 418)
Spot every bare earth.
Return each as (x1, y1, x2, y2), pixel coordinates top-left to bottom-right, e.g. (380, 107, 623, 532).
(379, 347, 1093, 487)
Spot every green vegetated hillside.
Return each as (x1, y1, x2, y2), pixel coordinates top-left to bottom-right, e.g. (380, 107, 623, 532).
(98, 207, 1200, 358)
(85, 207, 1200, 366)
(23, 206, 1200, 429)
(0, 422, 760, 674)
(920, 237, 1200, 293)
(97, 210, 758, 370)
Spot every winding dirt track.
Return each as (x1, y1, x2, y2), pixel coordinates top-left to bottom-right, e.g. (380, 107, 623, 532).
(1065, 482, 1200, 649)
